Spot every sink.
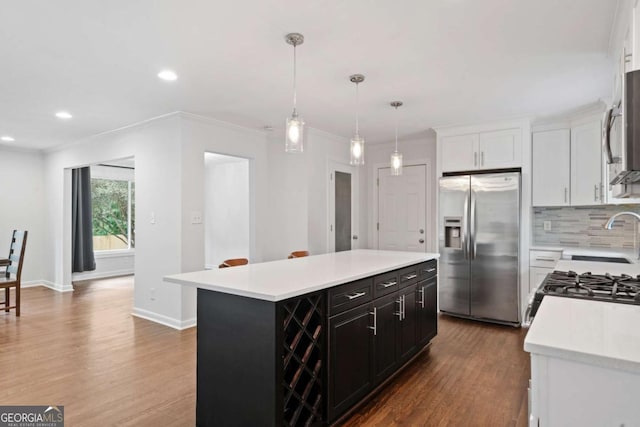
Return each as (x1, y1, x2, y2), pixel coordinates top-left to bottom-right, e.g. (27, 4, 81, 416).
(571, 255, 632, 264)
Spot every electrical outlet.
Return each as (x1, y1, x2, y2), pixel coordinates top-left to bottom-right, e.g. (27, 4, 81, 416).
(191, 211, 202, 224)
(543, 221, 552, 231)
(150, 288, 156, 301)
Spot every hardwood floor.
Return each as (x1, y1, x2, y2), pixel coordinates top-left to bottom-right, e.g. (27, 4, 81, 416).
(0, 278, 529, 426)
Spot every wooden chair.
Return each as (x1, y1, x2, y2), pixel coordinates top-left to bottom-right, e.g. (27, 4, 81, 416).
(288, 251, 309, 259)
(0, 230, 28, 316)
(218, 258, 248, 268)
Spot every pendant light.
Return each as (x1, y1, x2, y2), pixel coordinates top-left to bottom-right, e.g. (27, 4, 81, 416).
(349, 74, 365, 165)
(285, 33, 305, 153)
(390, 101, 403, 176)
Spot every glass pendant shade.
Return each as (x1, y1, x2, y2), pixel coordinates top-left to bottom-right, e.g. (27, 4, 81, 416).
(390, 151, 403, 176)
(286, 113, 304, 153)
(350, 135, 364, 165)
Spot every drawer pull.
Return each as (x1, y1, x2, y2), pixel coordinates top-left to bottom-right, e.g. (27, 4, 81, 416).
(403, 274, 418, 281)
(380, 281, 397, 288)
(535, 257, 556, 262)
(424, 268, 436, 273)
(346, 291, 366, 300)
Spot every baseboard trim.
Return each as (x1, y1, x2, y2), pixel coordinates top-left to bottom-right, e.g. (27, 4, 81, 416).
(72, 269, 134, 282)
(131, 307, 197, 330)
(22, 280, 74, 292)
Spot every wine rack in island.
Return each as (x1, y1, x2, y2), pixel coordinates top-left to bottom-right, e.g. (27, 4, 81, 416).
(282, 294, 324, 426)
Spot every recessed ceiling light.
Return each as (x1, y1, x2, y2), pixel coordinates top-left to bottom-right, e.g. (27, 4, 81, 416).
(55, 111, 73, 119)
(158, 70, 178, 81)
(1, 136, 15, 142)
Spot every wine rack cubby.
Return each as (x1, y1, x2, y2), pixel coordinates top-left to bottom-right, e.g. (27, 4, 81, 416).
(282, 294, 324, 426)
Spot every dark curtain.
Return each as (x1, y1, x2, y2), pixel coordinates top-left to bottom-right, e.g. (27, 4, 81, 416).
(72, 167, 96, 272)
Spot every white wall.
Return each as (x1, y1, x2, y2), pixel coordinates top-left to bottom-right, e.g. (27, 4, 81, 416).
(0, 148, 47, 284)
(365, 133, 438, 252)
(204, 154, 250, 268)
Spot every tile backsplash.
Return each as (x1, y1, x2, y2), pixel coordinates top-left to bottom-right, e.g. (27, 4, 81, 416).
(533, 205, 640, 249)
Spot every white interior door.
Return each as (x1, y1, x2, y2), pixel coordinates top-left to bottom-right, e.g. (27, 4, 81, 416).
(328, 162, 359, 252)
(377, 164, 426, 252)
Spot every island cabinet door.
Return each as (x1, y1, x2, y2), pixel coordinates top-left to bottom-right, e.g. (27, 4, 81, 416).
(373, 292, 401, 384)
(398, 284, 418, 362)
(328, 302, 374, 421)
(417, 277, 438, 345)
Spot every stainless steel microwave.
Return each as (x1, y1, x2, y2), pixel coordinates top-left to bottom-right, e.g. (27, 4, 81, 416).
(605, 69, 640, 186)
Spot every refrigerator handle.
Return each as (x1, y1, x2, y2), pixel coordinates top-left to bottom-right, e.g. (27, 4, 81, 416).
(462, 189, 470, 260)
(470, 189, 477, 259)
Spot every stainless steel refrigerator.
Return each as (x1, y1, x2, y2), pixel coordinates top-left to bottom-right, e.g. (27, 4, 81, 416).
(438, 172, 520, 325)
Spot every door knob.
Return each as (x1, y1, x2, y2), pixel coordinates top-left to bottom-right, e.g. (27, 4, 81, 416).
(419, 229, 424, 234)
(352, 235, 358, 240)
(419, 239, 425, 244)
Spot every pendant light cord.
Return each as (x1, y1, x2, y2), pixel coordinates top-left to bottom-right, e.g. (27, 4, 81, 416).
(292, 44, 297, 114)
(355, 83, 359, 135)
(394, 105, 399, 152)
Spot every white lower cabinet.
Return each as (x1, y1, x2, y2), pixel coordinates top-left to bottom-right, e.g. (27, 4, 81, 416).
(529, 267, 552, 294)
(529, 354, 640, 426)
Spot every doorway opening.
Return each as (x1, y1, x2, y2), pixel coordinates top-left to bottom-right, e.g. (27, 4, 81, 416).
(204, 153, 250, 268)
(71, 157, 136, 283)
(328, 161, 359, 253)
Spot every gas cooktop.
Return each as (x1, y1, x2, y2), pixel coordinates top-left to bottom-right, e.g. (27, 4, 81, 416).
(527, 270, 640, 323)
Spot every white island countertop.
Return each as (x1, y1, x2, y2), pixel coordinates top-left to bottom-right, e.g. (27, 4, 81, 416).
(525, 296, 640, 374)
(164, 249, 439, 302)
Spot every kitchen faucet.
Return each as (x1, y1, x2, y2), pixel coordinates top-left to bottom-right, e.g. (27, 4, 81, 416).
(604, 211, 640, 259)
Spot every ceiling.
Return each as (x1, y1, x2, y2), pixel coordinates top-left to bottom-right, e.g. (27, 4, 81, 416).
(0, 0, 619, 150)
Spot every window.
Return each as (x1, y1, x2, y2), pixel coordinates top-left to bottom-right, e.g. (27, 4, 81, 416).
(91, 178, 135, 251)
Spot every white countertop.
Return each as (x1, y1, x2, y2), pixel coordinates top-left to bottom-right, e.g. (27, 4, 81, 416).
(525, 296, 640, 374)
(164, 249, 439, 302)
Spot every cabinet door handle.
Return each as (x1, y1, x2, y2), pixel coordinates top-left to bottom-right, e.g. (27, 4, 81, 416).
(600, 183, 604, 202)
(564, 188, 568, 203)
(381, 281, 397, 288)
(481, 151, 485, 166)
(403, 274, 417, 281)
(594, 185, 599, 202)
(346, 291, 366, 300)
(402, 295, 406, 320)
(367, 307, 377, 336)
(418, 286, 425, 308)
(395, 298, 403, 319)
(474, 152, 478, 167)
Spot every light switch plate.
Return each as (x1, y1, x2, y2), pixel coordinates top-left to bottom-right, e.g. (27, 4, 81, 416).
(543, 220, 551, 231)
(191, 211, 202, 224)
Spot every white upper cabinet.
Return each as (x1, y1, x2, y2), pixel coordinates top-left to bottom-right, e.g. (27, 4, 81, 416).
(478, 129, 522, 169)
(532, 120, 604, 207)
(440, 134, 478, 172)
(571, 122, 603, 206)
(532, 129, 570, 207)
(440, 128, 522, 173)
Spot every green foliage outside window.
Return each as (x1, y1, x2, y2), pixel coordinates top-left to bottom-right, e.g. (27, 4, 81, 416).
(91, 178, 135, 249)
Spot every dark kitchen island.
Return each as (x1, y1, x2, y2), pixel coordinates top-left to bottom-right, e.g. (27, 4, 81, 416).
(165, 249, 439, 427)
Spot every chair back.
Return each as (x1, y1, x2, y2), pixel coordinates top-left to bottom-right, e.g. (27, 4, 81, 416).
(218, 258, 249, 268)
(288, 251, 309, 259)
(6, 230, 28, 281)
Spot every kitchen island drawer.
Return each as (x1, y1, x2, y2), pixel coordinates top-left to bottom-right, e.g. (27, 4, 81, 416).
(329, 278, 373, 316)
(374, 271, 399, 298)
(418, 260, 437, 279)
(398, 265, 420, 288)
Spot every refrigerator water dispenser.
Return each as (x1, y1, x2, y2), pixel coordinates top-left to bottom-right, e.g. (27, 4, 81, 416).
(444, 217, 462, 249)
